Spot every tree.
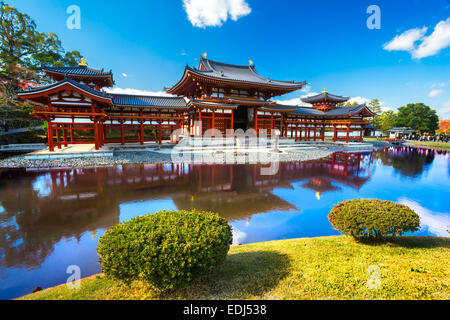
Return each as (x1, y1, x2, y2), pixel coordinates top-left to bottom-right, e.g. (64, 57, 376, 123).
(0, 2, 82, 98)
(368, 99, 382, 129)
(337, 101, 359, 107)
(396, 103, 439, 134)
(378, 110, 397, 134)
(368, 99, 382, 114)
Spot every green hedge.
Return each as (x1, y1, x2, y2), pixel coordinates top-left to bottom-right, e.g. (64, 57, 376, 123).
(97, 210, 232, 291)
(328, 199, 420, 239)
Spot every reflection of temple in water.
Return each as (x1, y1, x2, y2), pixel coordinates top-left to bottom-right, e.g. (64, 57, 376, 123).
(0, 152, 372, 269)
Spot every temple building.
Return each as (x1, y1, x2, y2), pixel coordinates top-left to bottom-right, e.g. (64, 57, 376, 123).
(17, 56, 375, 151)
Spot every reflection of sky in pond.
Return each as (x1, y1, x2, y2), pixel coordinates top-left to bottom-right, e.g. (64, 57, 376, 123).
(32, 174, 52, 197)
(119, 199, 177, 223)
(0, 147, 448, 299)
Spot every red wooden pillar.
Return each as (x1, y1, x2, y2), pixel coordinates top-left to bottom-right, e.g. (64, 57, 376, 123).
(212, 109, 215, 130)
(270, 114, 274, 135)
(62, 124, 68, 147)
(307, 127, 311, 141)
(231, 109, 234, 132)
(158, 122, 162, 144)
(94, 120, 99, 150)
(321, 127, 325, 141)
(98, 122, 102, 147)
(313, 126, 317, 141)
(254, 108, 258, 135)
(47, 120, 54, 152)
(102, 123, 106, 146)
(56, 124, 61, 149)
(187, 112, 191, 135)
(360, 126, 364, 142)
(280, 114, 283, 137)
(346, 124, 350, 143)
(333, 125, 337, 142)
(139, 122, 144, 145)
(120, 122, 125, 145)
(199, 110, 202, 136)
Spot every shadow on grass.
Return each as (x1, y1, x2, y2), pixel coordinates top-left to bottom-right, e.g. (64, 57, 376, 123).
(158, 250, 291, 300)
(354, 236, 450, 249)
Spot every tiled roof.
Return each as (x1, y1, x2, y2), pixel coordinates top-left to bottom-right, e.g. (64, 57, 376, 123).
(325, 105, 370, 116)
(291, 107, 326, 116)
(301, 92, 349, 103)
(112, 94, 187, 108)
(16, 78, 112, 100)
(190, 57, 306, 88)
(42, 65, 113, 77)
(260, 104, 297, 112)
(292, 105, 375, 117)
(189, 99, 238, 109)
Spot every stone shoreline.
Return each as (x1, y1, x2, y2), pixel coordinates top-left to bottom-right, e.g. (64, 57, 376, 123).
(0, 144, 375, 169)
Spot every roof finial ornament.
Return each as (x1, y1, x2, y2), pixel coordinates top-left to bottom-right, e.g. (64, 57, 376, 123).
(323, 88, 328, 93)
(202, 52, 207, 58)
(79, 58, 88, 67)
(249, 60, 254, 66)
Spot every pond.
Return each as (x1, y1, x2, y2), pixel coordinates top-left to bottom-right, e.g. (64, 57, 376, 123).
(0, 147, 449, 299)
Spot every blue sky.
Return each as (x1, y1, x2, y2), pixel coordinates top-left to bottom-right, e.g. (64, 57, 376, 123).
(9, 0, 450, 118)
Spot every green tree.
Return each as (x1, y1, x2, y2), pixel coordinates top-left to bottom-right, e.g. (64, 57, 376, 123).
(368, 99, 382, 129)
(0, 2, 82, 98)
(396, 103, 439, 134)
(337, 101, 359, 107)
(378, 110, 398, 134)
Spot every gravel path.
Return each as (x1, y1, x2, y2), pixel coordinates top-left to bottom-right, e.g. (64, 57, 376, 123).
(0, 145, 374, 169)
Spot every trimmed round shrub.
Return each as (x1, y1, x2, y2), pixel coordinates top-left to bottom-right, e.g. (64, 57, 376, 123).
(97, 209, 232, 291)
(328, 199, 420, 239)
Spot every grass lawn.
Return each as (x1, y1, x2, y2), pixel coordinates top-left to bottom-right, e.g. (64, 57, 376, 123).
(406, 141, 450, 151)
(20, 236, 449, 300)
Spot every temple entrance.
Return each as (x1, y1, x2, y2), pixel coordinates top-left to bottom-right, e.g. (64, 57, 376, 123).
(233, 106, 249, 131)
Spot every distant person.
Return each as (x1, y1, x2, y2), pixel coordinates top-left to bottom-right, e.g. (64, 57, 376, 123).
(3, 121, 8, 133)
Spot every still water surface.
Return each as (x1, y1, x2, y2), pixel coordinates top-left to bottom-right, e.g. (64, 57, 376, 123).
(0, 147, 449, 299)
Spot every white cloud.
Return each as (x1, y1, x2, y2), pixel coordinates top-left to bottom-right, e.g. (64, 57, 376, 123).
(383, 18, 450, 59)
(104, 87, 173, 97)
(122, 73, 128, 78)
(182, 0, 251, 28)
(429, 89, 444, 98)
(301, 85, 312, 93)
(413, 18, 450, 59)
(348, 96, 371, 105)
(399, 199, 450, 237)
(276, 92, 318, 107)
(383, 27, 427, 51)
(231, 227, 247, 246)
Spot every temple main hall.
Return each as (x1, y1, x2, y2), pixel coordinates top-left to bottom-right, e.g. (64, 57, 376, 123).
(17, 56, 376, 151)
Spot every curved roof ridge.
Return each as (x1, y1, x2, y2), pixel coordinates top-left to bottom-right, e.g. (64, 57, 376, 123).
(200, 56, 251, 70)
(41, 65, 113, 76)
(16, 78, 112, 100)
(111, 93, 180, 99)
(302, 91, 349, 103)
